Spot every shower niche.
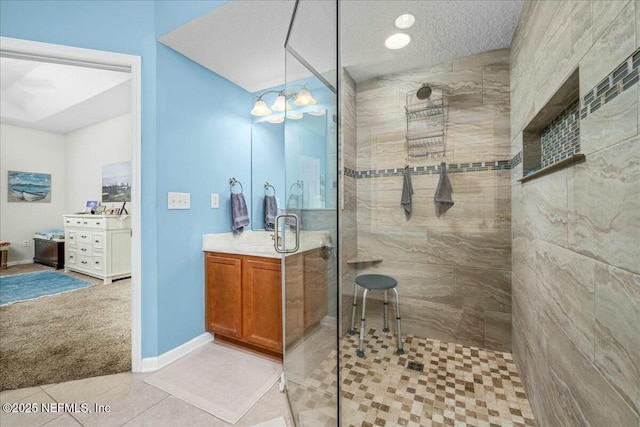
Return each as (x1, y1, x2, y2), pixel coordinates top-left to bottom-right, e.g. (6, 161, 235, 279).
(405, 84, 446, 161)
(520, 68, 585, 182)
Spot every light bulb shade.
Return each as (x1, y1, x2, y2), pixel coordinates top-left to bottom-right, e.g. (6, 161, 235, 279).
(251, 99, 272, 116)
(271, 95, 292, 112)
(294, 88, 316, 106)
(267, 116, 285, 124)
(308, 109, 326, 116)
(287, 112, 303, 120)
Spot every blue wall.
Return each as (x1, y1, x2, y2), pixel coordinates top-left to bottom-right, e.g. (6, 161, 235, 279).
(251, 122, 285, 229)
(0, 0, 254, 358)
(155, 44, 251, 353)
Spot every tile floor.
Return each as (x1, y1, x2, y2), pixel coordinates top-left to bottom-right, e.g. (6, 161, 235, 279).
(287, 327, 536, 427)
(0, 371, 292, 426)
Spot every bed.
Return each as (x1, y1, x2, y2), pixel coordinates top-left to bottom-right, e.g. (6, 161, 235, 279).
(33, 229, 65, 269)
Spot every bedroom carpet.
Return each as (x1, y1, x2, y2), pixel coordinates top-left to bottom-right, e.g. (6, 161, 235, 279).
(0, 266, 131, 391)
(145, 343, 282, 424)
(0, 271, 92, 305)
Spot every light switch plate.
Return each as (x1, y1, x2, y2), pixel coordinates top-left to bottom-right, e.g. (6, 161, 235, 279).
(211, 193, 219, 209)
(168, 192, 191, 209)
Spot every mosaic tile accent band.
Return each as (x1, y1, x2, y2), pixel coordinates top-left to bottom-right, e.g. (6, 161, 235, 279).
(540, 100, 580, 168)
(511, 47, 640, 170)
(349, 161, 511, 179)
(581, 47, 640, 118)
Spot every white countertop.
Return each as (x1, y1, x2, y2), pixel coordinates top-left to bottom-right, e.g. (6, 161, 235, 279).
(202, 230, 332, 258)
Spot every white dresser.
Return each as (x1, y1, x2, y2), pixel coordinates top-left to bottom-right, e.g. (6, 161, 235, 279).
(63, 214, 131, 284)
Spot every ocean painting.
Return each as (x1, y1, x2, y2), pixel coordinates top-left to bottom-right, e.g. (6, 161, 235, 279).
(102, 161, 131, 203)
(8, 171, 51, 203)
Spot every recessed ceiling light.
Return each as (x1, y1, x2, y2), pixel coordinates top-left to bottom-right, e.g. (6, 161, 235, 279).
(395, 14, 415, 29)
(385, 33, 411, 50)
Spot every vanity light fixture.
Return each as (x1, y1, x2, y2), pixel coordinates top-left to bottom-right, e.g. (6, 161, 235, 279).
(271, 94, 292, 112)
(395, 13, 415, 29)
(250, 86, 317, 116)
(287, 112, 304, 120)
(385, 33, 411, 50)
(266, 116, 285, 124)
(294, 88, 317, 106)
(250, 98, 272, 116)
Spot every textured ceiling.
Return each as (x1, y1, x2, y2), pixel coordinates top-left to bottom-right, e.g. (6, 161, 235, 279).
(0, 57, 131, 134)
(341, 0, 524, 82)
(160, 0, 522, 93)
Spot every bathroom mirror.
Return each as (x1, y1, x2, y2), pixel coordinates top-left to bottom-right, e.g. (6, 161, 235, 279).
(250, 81, 335, 230)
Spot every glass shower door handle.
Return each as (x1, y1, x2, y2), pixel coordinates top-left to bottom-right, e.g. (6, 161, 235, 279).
(274, 213, 300, 253)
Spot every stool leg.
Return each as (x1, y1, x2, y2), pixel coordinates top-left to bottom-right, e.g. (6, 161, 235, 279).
(383, 290, 390, 333)
(392, 288, 405, 355)
(348, 282, 359, 335)
(357, 289, 369, 358)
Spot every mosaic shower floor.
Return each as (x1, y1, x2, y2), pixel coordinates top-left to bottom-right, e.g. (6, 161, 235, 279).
(288, 327, 537, 427)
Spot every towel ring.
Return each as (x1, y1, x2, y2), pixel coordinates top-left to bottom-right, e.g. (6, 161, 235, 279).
(289, 180, 303, 195)
(264, 182, 276, 196)
(229, 177, 243, 194)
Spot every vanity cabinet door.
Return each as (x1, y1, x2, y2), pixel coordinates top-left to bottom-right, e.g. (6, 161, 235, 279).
(205, 253, 242, 339)
(242, 257, 282, 352)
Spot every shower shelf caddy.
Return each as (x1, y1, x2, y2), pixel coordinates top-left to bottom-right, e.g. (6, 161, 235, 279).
(405, 88, 446, 161)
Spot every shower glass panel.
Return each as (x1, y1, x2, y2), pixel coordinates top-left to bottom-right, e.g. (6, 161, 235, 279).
(282, 0, 339, 425)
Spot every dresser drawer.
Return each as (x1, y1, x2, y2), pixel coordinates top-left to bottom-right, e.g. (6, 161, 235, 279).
(78, 242, 92, 256)
(92, 232, 104, 249)
(77, 255, 93, 269)
(82, 217, 107, 229)
(78, 231, 91, 243)
(65, 217, 84, 227)
(66, 250, 76, 265)
(67, 231, 77, 245)
(93, 256, 104, 271)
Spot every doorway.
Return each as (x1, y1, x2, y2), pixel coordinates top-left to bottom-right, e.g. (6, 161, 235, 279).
(0, 36, 143, 375)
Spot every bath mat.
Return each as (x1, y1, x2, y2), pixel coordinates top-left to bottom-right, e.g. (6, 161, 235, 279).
(144, 343, 282, 424)
(250, 415, 287, 426)
(0, 271, 92, 305)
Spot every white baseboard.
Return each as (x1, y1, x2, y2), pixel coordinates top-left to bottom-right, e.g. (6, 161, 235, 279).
(140, 332, 213, 373)
(7, 260, 34, 267)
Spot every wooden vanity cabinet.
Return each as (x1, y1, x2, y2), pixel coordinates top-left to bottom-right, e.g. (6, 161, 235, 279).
(205, 252, 282, 358)
(204, 248, 328, 358)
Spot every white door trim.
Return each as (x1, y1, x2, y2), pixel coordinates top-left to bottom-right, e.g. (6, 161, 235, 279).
(0, 36, 144, 372)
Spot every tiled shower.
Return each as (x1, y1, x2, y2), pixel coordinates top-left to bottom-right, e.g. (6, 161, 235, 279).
(339, 1, 639, 426)
(341, 48, 513, 352)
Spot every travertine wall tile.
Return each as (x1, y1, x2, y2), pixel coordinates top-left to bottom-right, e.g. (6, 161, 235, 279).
(568, 136, 640, 274)
(512, 2, 640, 425)
(354, 50, 511, 351)
(548, 320, 639, 427)
(591, 0, 632, 45)
(485, 310, 512, 352)
(536, 241, 596, 361)
(517, 170, 568, 245)
(581, 1, 636, 97)
(594, 261, 640, 413)
(455, 267, 511, 312)
(580, 85, 638, 155)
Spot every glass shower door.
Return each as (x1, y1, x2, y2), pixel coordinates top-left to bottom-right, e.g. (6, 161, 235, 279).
(280, 0, 338, 424)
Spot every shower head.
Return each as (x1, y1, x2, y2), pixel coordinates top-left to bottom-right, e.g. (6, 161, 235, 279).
(416, 84, 432, 100)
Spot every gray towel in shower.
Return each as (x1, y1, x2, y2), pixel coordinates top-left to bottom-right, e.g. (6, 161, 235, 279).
(434, 162, 454, 217)
(264, 195, 277, 231)
(401, 166, 414, 220)
(231, 192, 250, 234)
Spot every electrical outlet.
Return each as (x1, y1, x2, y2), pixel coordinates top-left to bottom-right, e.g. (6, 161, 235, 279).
(211, 193, 219, 209)
(23, 240, 29, 247)
(168, 192, 191, 209)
